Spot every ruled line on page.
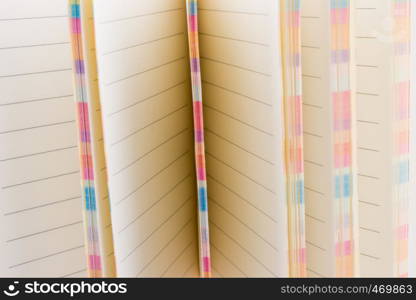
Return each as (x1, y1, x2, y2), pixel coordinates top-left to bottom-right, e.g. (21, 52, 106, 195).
(209, 197, 279, 252)
(114, 151, 190, 205)
(8, 245, 84, 269)
(6, 221, 83, 243)
(135, 218, 194, 277)
(207, 174, 278, 224)
(102, 32, 185, 56)
(98, 7, 184, 25)
(209, 221, 277, 277)
(119, 196, 193, 263)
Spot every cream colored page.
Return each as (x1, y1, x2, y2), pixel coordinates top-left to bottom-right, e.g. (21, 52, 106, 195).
(80, 0, 115, 277)
(354, 0, 395, 277)
(93, 0, 199, 277)
(0, 0, 86, 277)
(198, 0, 288, 277)
(301, 0, 336, 277)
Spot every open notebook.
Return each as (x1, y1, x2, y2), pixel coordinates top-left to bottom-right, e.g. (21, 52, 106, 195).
(0, 0, 306, 277)
(1, 0, 415, 278)
(70, 0, 305, 278)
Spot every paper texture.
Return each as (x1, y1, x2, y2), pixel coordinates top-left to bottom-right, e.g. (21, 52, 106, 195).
(0, 0, 86, 277)
(198, 0, 288, 277)
(93, 0, 200, 277)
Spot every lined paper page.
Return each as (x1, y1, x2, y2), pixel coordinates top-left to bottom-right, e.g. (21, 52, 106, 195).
(0, 0, 85, 277)
(198, 0, 288, 277)
(93, 0, 199, 277)
(354, 0, 395, 277)
(78, 0, 115, 277)
(301, 0, 336, 277)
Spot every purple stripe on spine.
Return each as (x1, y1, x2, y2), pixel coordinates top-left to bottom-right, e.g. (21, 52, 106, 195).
(191, 58, 200, 73)
(293, 53, 301, 67)
(80, 129, 91, 143)
(331, 49, 350, 64)
(75, 60, 85, 74)
(195, 130, 204, 142)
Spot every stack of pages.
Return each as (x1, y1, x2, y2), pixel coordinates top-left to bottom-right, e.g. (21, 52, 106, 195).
(0, 0, 414, 278)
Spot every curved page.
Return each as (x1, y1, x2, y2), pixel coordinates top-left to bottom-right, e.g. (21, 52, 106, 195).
(93, 0, 200, 277)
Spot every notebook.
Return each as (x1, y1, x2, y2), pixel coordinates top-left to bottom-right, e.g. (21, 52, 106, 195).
(0, 0, 307, 278)
(1, 0, 414, 279)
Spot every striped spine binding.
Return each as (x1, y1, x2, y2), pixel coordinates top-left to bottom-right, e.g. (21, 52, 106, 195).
(392, 0, 411, 278)
(280, 0, 307, 277)
(185, 0, 211, 278)
(330, 0, 355, 277)
(69, 0, 102, 277)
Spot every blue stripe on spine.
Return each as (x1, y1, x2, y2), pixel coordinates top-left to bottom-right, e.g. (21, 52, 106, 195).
(198, 187, 207, 211)
(71, 4, 80, 18)
(189, 1, 198, 15)
(85, 186, 96, 211)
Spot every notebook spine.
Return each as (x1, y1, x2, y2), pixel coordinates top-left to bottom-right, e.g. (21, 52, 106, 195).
(330, 0, 355, 277)
(186, 0, 212, 278)
(280, 0, 307, 277)
(69, 0, 103, 278)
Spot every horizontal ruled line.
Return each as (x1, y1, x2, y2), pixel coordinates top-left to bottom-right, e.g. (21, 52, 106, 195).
(306, 240, 326, 252)
(0, 41, 70, 50)
(2, 170, 79, 190)
(6, 221, 83, 243)
(0, 15, 67, 22)
(98, 8, 183, 24)
(0, 94, 73, 107)
(205, 128, 274, 165)
(102, 32, 185, 56)
(202, 80, 271, 107)
(360, 252, 380, 260)
(201, 56, 271, 77)
(105, 56, 185, 86)
(199, 32, 269, 47)
(0, 120, 75, 135)
(0, 68, 71, 79)
(0, 145, 78, 162)
(4, 196, 81, 216)
(204, 104, 274, 136)
(9, 245, 84, 269)
(198, 8, 268, 16)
